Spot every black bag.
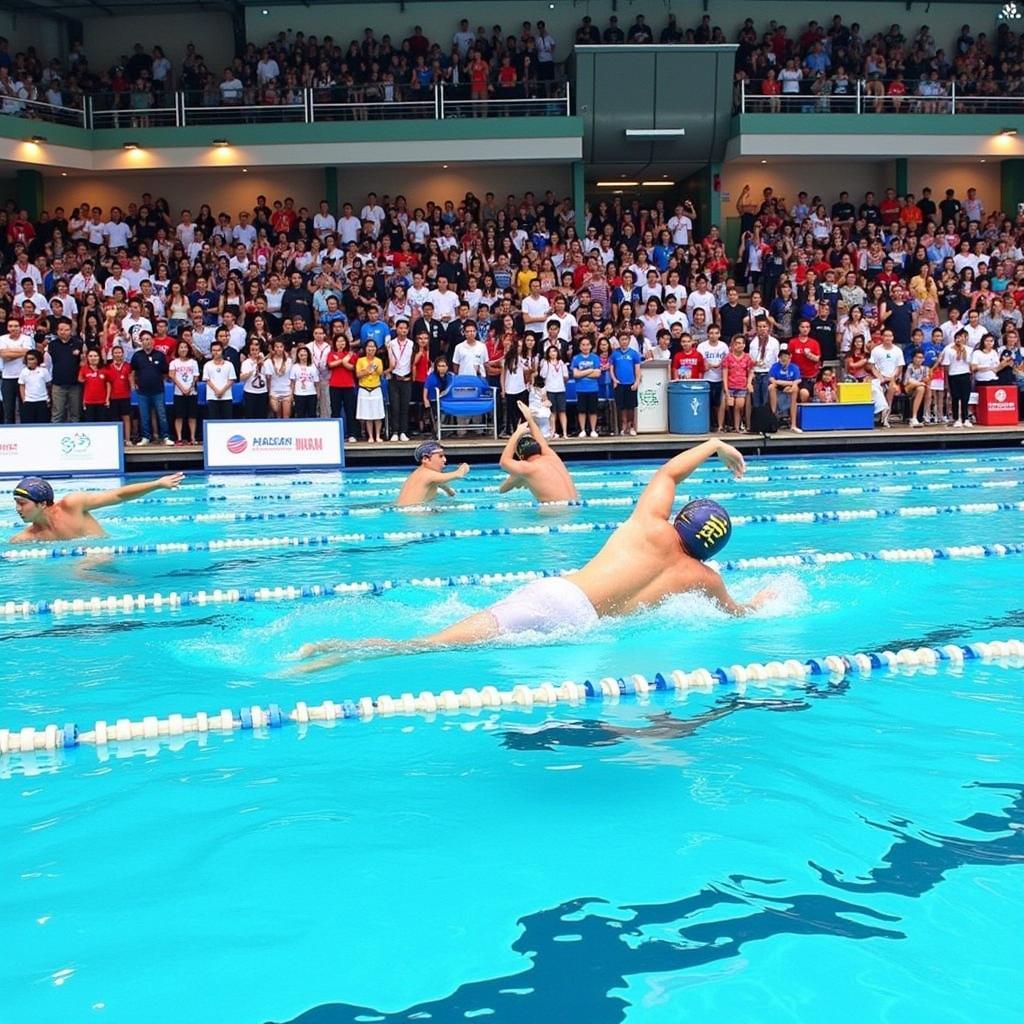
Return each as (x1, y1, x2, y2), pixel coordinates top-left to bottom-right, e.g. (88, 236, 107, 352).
(750, 404, 778, 434)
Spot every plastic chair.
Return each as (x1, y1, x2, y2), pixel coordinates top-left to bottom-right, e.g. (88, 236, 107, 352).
(436, 375, 498, 440)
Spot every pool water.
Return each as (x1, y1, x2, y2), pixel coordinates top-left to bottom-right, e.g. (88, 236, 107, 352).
(1, 450, 1022, 1024)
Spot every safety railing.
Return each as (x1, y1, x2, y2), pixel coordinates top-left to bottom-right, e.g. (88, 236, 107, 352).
(739, 77, 1024, 116)
(1, 82, 572, 130)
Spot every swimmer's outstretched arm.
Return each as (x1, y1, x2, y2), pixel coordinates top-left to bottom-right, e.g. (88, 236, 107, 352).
(67, 472, 186, 512)
(499, 420, 532, 475)
(516, 400, 556, 456)
(701, 572, 775, 617)
(633, 439, 745, 521)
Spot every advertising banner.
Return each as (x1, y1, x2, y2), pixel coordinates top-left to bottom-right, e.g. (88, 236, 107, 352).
(203, 419, 345, 471)
(0, 424, 124, 477)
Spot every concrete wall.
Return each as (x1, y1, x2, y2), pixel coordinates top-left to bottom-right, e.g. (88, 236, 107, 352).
(246, 1, 1002, 56)
(39, 163, 571, 215)
(907, 159, 1002, 211)
(78, 12, 235, 75)
(719, 159, 896, 210)
(0, 10, 63, 61)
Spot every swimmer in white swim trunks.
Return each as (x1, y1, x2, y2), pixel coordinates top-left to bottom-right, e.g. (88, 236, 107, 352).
(294, 438, 773, 670)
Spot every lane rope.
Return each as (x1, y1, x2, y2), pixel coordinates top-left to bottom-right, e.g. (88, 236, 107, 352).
(3, 541, 1024, 619)
(2, 639, 1020, 761)
(4, 499, 1024, 564)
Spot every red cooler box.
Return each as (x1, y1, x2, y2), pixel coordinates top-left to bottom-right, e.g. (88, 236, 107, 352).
(976, 385, 1019, 426)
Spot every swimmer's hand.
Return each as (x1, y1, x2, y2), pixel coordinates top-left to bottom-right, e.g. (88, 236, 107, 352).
(454, 462, 470, 478)
(512, 419, 530, 437)
(158, 472, 185, 490)
(747, 587, 776, 610)
(716, 441, 746, 479)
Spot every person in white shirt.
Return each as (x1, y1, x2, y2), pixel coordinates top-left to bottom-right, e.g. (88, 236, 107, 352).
(263, 273, 285, 315)
(407, 273, 430, 316)
(970, 333, 1000, 382)
(221, 311, 247, 352)
(686, 278, 717, 325)
(256, 52, 280, 84)
(779, 59, 802, 95)
(961, 309, 986, 350)
(360, 193, 385, 238)
(749, 317, 780, 408)
(17, 350, 51, 423)
(289, 345, 320, 418)
(120, 301, 153, 350)
(521, 278, 552, 330)
(385, 318, 414, 440)
(201, 341, 238, 419)
(337, 203, 362, 244)
(941, 331, 973, 426)
(232, 212, 257, 249)
(408, 212, 431, 247)
(86, 212, 107, 247)
(868, 328, 905, 425)
(427, 277, 460, 323)
(168, 339, 199, 443)
(452, 324, 488, 377)
(105, 213, 132, 250)
(0, 318, 33, 423)
(964, 188, 984, 223)
(175, 211, 196, 248)
(660, 294, 689, 333)
(313, 201, 336, 240)
(308, 324, 333, 417)
(453, 19, 475, 58)
(667, 202, 696, 245)
(549, 296, 577, 344)
(697, 326, 728, 431)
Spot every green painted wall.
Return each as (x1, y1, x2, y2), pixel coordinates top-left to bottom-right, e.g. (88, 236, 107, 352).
(733, 113, 1024, 137)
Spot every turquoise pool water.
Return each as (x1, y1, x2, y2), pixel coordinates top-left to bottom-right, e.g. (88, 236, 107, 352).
(1, 451, 1022, 1023)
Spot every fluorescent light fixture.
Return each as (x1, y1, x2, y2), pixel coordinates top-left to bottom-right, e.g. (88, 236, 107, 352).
(123, 141, 139, 150)
(212, 138, 229, 147)
(596, 181, 638, 187)
(641, 181, 675, 186)
(624, 128, 686, 138)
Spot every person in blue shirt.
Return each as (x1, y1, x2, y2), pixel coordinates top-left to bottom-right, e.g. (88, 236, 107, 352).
(423, 356, 453, 434)
(570, 335, 602, 437)
(919, 329, 944, 367)
(652, 230, 675, 272)
(609, 330, 643, 435)
(359, 304, 389, 350)
(768, 344, 801, 431)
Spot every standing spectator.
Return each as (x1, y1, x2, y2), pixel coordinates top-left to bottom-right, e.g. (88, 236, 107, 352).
(48, 317, 84, 423)
(0, 317, 31, 423)
(17, 350, 51, 423)
(386, 318, 413, 440)
(201, 340, 236, 420)
(610, 330, 642, 436)
(79, 349, 110, 423)
(289, 345, 319, 418)
(129, 330, 173, 445)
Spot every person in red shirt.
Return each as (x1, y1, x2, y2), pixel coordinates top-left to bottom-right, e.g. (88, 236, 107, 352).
(105, 343, 134, 445)
(878, 188, 901, 226)
(7, 210, 35, 246)
(151, 320, 177, 362)
(787, 318, 821, 401)
(270, 198, 298, 236)
(469, 51, 490, 103)
(899, 195, 923, 229)
(671, 335, 705, 380)
(79, 348, 111, 422)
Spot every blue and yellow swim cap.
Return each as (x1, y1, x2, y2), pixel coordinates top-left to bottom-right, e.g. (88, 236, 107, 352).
(13, 476, 54, 506)
(674, 499, 731, 560)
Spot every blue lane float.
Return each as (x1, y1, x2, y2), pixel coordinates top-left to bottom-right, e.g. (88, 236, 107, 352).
(5, 499, 1024, 564)
(2, 639, 1021, 760)
(3, 541, 1024, 619)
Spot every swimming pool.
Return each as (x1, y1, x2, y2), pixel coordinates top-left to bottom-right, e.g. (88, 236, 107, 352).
(2, 450, 1022, 1023)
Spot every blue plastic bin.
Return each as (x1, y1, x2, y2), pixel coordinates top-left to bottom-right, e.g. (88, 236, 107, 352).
(668, 380, 710, 434)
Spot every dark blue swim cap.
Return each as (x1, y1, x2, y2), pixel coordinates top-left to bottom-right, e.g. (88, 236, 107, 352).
(516, 435, 542, 460)
(414, 441, 444, 463)
(13, 476, 54, 505)
(674, 499, 731, 560)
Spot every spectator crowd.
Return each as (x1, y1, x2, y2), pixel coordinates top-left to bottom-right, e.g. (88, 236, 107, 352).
(0, 174, 1022, 445)
(0, 13, 1019, 117)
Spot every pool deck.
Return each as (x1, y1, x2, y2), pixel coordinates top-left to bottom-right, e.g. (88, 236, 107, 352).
(123, 422, 1024, 470)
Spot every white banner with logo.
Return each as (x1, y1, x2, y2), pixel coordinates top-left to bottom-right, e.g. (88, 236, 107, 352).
(204, 419, 345, 471)
(0, 424, 124, 477)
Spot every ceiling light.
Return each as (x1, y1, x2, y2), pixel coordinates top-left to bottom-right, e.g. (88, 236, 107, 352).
(123, 142, 139, 150)
(442, 163, 448, 169)
(1001, 127, 1019, 136)
(641, 181, 675, 186)
(261, 7, 269, 14)
(597, 181, 638, 187)
(624, 128, 686, 138)
(241, 167, 248, 173)
(760, 159, 768, 164)
(60, 171, 67, 177)
(28, 134, 46, 144)
(212, 138, 229, 147)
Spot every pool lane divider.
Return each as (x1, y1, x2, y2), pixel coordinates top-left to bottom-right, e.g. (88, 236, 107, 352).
(6, 500, 1024, 564)
(2, 639, 1022, 759)
(58, 475, 1024, 529)
(3, 541, 1024, 619)
(67, 462, 1024, 506)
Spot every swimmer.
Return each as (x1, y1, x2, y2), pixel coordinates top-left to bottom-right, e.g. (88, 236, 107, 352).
(294, 438, 773, 669)
(395, 441, 470, 507)
(497, 400, 578, 502)
(10, 473, 185, 543)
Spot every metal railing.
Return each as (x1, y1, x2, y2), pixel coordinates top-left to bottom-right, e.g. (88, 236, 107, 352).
(0, 80, 572, 130)
(739, 77, 1024, 116)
